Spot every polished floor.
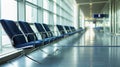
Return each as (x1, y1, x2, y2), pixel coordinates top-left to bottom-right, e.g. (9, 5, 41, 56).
(1, 28, 120, 67)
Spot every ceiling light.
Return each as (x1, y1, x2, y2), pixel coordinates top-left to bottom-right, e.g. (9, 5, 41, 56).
(89, 3, 92, 5)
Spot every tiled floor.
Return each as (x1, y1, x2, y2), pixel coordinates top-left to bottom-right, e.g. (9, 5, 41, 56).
(1, 28, 120, 67)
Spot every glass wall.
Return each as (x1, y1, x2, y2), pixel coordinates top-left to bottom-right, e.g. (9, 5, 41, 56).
(116, 0, 120, 34)
(0, 0, 17, 53)
(0, 0, 75, 55)
(26, 5, 37, 22)
(1, 0, 17, 20)
(25, 0, 74, 25)
(107, 0, 120, 34)
(102, 0, 120, 34)
(101, 3, 110, 33)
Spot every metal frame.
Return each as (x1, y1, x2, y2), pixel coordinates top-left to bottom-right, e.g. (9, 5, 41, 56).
(0, 0, 2, 51)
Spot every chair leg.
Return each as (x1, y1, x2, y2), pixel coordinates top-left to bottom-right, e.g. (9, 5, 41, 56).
(39, 49, 53, 56)
(24, 54, 41, 64)
(22, 49, 42, 64)
(7, 49, 42, 65)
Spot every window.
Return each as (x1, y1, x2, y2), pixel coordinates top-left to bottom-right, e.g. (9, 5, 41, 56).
(0, 0, 17, 55)
(43, 11, 49, 24)
(1, 0, 17, 20)
(26, 5, 37, 23)
(43, 0, 49, 24)
(43, 0, 49, 10)
(26, 0, 37, 5)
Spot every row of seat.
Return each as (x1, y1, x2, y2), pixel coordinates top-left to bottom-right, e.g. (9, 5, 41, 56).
(0, 19, 83, 49)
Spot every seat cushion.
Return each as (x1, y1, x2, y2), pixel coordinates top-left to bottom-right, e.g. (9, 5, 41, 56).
(15, 40, 43, 48)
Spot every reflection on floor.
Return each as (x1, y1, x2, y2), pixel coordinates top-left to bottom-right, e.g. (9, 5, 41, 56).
(1, 28, 120, 67)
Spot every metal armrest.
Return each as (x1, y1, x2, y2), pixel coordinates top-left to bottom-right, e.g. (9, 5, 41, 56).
(11, 33, 37, 47)
(11, 34, 26, 47)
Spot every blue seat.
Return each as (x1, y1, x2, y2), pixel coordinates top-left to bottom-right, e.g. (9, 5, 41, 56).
(71, 26, 83, 33)
(56, 25, 68, 37)
(18, 21, 51, 45)
(64, 26, 73, 35)
(42, 24, 53, 37)
(68, 26, 75, 35)
(34, 23, 55, 44)
(35, 23, 61, 43)
(70, 26, 79, 33)
(42, 24, 63, 40)
(34, 23, 48, 39)
(0, 19, 43, 48)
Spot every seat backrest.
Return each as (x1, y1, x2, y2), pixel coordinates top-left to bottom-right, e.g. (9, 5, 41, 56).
(68, 26, 72, 32)
(0, 19, 27, 48)
(73, 27, 76, 31)
(18, 21, 38, 42)
(64, 26, 71, 33)
(34, 23, 49, 39)
(70, 27, 76, 32)
(56, 25, 66, 35)
(42, 24, 53, 37)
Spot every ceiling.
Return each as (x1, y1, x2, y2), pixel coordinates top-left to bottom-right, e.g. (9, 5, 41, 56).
(76, 0, 109, 19)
